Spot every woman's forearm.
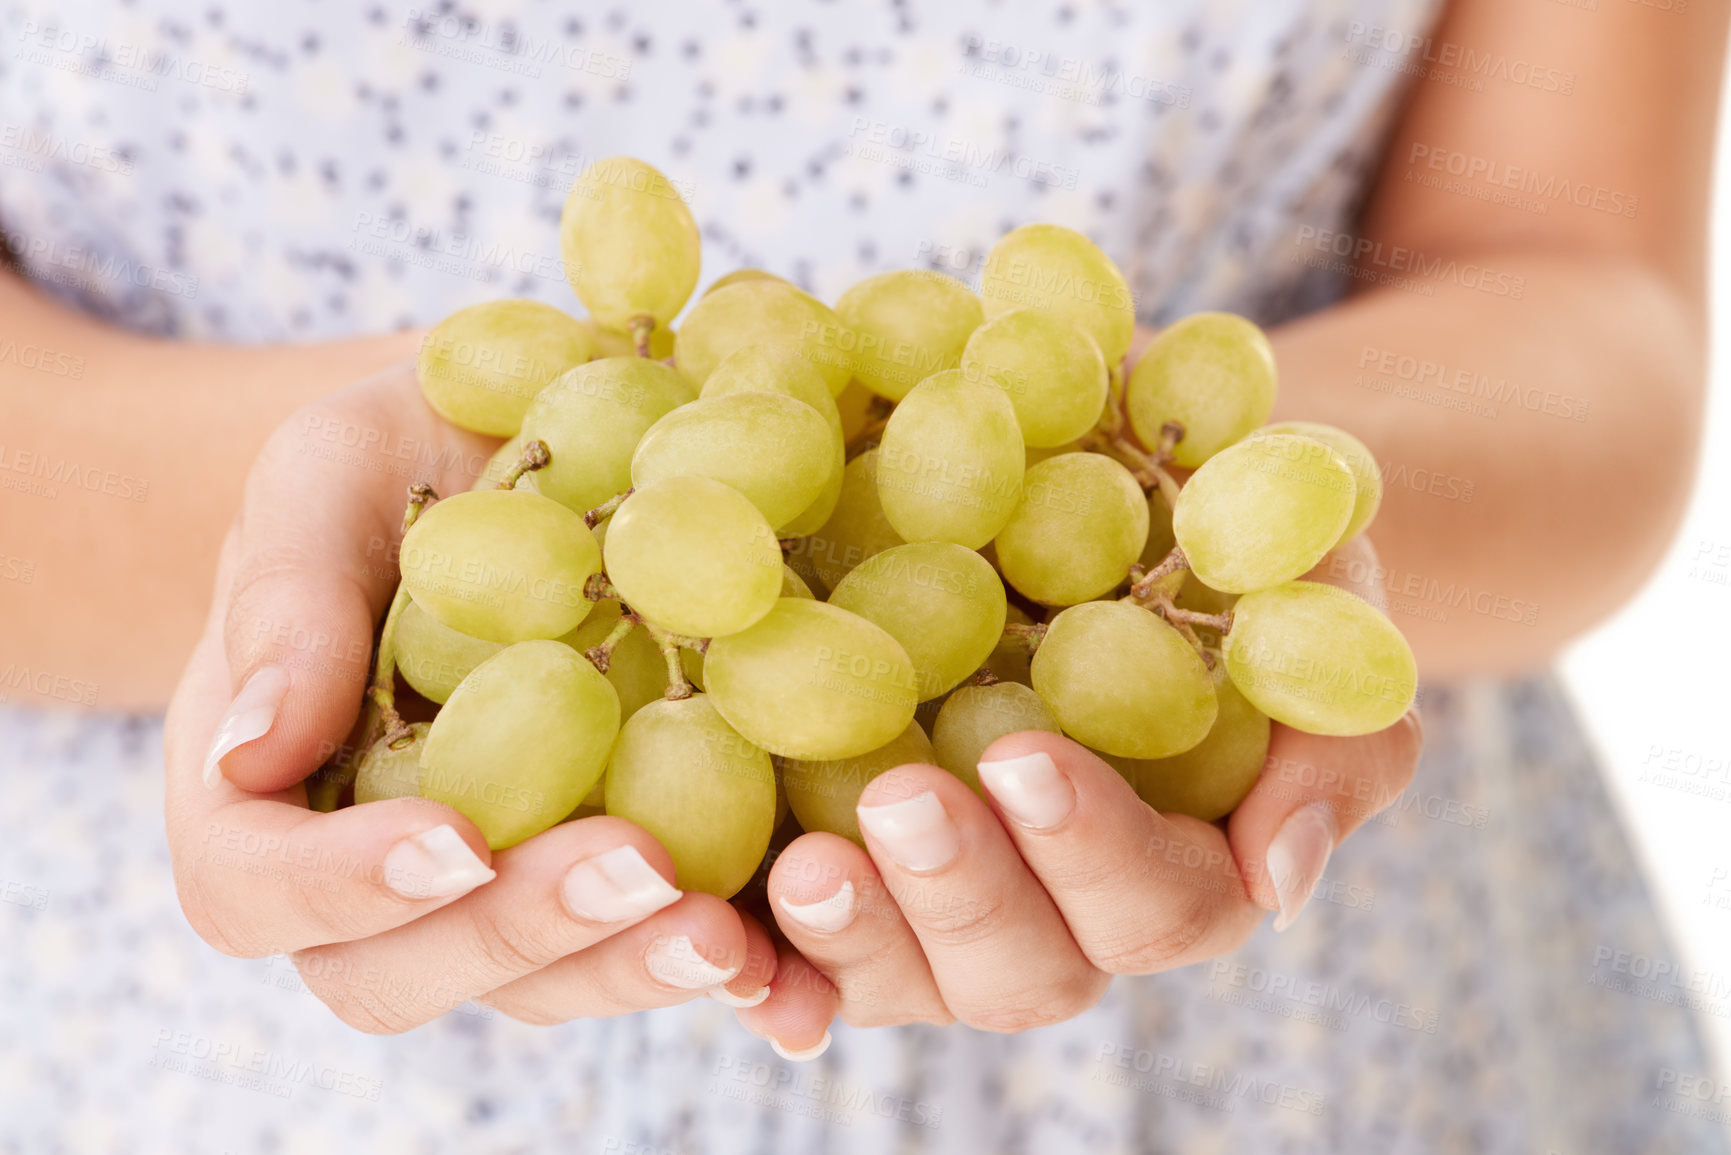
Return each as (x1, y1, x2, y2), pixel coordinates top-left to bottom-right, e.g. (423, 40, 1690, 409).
(0, 270, 421, 711)
(1269, 249, 1702, 680)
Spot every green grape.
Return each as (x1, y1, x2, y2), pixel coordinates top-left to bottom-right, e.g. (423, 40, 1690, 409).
(558, 598, 668, 720)
(979, 223, 1136, 365)
(674, 279, 852, 396)
(785, 448, 904, 594)
(783, 720, 936, 845)
(1030, 601, 1217, 758)
(875, 369, 1024, 549)
(581, 319, 675, 360)
(603, 476, 783, 638)
(473, 436, 538, 492)
(684, 561, 811, 701)
(699, 344, 846, 537)
(834, 270, 984, 401)
(420, 640, 621, 848)
(931, 682, 1060, 795)
(399, 489, 602, 643)
(959, 308, 1108, 447)
(699, 344, 843, 436)
(631, 392, 839, 532)
(827, 542, 1007, 700)
(1104, 664, 1270, 821)
(705, 598, 918, 760)
(778, 440, 845, 537)
(560, 156, 701, 331)
(1224, 580, 1417, 736)
(835, 380, 882, 442)
(705, 268, 789, 296)
(353, 724, 430, 804)
(394, 598, 505, 704)
(1139, 488, 1176, 569)
(781, 566, 817, 599)
(520, 357, 695, 514)
(417, 300, 594, 437)
(1025, 442, 1084, 469)
(1126, 312, 1277, 468)
(994, 453, 1148, 605)
(1255, 421, 1383, 544)
(1172, 433, 1355, 594)
(604, 695, 775, 898)
(984, 602, 1037, 685)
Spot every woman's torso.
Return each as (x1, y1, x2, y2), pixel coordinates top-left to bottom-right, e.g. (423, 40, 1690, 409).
(0, 0, 1442, 339)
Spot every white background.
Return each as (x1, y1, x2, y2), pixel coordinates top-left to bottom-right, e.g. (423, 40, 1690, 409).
(1558, 74, 1731, 1087)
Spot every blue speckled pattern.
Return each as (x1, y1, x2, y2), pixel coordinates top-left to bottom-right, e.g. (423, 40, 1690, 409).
(2, 0, 1725, 1149)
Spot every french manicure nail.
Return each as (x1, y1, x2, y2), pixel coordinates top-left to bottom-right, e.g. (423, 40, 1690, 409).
(710, 984, 771, 1008)
(1266, 803, 1338, 933)
(646, 934, 739, 990)
(977, 751, 1074, 830)
(383, 825, 496, 898)
(201, 665, 291, 788)
(562, 845, 681, 923)
(856, 792, 960, 872)
(776, 879, 858, 935)
(771, 1030, 832, 1063)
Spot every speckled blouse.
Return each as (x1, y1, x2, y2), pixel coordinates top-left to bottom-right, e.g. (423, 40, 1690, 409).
(1, 1, 1725, 1152)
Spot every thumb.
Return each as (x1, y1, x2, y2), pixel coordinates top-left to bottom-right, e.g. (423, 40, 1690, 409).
(204, 377, 490, 793)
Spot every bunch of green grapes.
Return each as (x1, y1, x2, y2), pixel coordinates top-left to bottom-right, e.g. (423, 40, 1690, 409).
(319, 155, 1416, 896)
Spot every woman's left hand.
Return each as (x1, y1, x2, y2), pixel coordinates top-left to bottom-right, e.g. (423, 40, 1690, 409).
(731, 541, 1422, 1051)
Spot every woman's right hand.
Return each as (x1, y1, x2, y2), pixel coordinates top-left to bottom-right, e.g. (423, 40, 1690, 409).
(161, 362, 831, 1037)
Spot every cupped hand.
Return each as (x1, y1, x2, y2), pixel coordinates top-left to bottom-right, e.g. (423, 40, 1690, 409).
(161, 362, 817, 1036)
(754, 537, 1422, 1034)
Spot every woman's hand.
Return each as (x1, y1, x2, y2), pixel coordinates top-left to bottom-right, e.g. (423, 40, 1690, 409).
(161, 363, 815, 1034)
(756, 541, 1422, 1034)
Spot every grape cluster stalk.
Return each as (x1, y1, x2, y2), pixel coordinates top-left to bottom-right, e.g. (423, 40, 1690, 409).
(319, 155, 1417, 898)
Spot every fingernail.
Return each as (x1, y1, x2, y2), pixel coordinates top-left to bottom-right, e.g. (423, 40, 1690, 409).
(202, 665, 291, 788)
(856, 792, 959, 872)
(776, 879, 857, 935)
(646, 934, 739, 990)
(771, 1030, 832, 1063)
(383, 825, 496, 898)
(1266, 803, 1338, 932)
(562, 845, 681, 923)
(977, 751, 1074, 830)
(710, 984, 771, 1008)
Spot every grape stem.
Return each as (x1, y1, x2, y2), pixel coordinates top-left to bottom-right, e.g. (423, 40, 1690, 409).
(404, 483, 438, 530)
(967, 666, 1001, 686)
(1158, 605, 1234, 634)
(584, 573, 623, 603)
(496, 439, 551, 490)
(628, 314, 656, 358)
(1128, 545, 1189, 600)
(583, 487, 633, 528)
(1099, 362, 1127, 440)
(584, 612, 640, 674)
(366, 582, 415, 747)
(1001, 622, 1048, 653)
(647, 626, 694, 699)
(1081, 411, 1186, 508)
